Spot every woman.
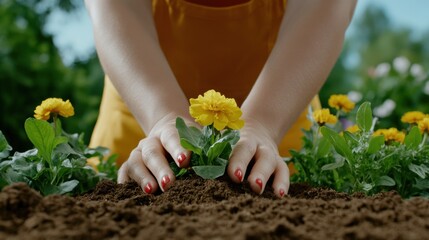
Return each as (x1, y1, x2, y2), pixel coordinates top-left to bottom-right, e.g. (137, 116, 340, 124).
(85, 0, 357, 197)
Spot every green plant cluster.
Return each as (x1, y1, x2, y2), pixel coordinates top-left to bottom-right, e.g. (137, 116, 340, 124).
(288, 102, 429, 198)
(0, 116, 117, 196)
(357, 57, 429, 129)
(171, 118, 239, 179)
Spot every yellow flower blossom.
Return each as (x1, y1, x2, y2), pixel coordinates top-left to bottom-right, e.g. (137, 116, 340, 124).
(418, 117, 429, 133)
(373, 128, 405, 143)
(312, 109, 338, 125)
(346, 124, 360, 133)
(328, 94, 355, 113)
(189, 90, 244, 131)
(34, 98, 75, 120)
(401, 111, 425, 124)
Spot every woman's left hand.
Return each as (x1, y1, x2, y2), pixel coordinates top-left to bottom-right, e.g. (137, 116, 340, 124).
(227, 118, 290, 198)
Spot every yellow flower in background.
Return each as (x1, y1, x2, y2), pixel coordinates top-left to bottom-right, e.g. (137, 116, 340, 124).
(34, 98, 75, 120)
(328, 94, 355, 113)
(312, 109, 338, 125)
(401, 111, 425, 124)
(346, 124, 360, 133)
(373, 128, 405, 143)
(189, 90, 244, 131)
(418, 117, 429, 133)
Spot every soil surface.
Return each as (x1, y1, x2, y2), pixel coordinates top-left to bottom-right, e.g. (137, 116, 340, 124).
(1, 176, 429, 240)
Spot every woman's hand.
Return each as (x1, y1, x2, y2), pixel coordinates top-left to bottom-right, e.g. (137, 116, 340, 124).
(117, 113, 192, 193)
(227, 119, 290, 198)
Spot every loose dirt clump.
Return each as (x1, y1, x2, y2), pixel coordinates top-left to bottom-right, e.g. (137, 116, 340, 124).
(1, 176, 429, 239)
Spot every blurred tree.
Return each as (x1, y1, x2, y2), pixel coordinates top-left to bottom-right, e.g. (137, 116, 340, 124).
(0, 0, 103, 151)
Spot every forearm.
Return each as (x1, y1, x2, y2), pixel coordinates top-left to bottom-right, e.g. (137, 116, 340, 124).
(85, 0, 189, 133)
(242, 0, 357, 143)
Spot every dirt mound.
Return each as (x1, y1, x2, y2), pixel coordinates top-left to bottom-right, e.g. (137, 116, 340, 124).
(1, 176, 428, 239)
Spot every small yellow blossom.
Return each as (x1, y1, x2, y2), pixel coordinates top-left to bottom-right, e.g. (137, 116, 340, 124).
(373, 128, 405, 143)
(34, 98, 75, 120)
(312, 109, 338, 125)
(189, 90, 244, 131)
(401, 111, 425, 124)
(328, 94, 355, 113)
(418, 117, 429, 133)
(346, 124, 360, 133)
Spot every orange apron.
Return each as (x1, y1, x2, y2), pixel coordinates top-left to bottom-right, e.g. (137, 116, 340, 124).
(89, 0, 321, 166)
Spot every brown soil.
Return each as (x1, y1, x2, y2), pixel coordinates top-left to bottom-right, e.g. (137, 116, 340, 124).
(1, 176, 429, 240)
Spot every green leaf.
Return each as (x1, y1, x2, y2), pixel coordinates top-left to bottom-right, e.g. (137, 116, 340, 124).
(176, 117, 203, 155)
(414, 179, 429, 190)
(343, 131, 359, 145)
(58, 180, 79, 194)
(362, 183, 374, 192)
(376, 175, 396, 186)
(320, 126, 354, 161)
(54, 117, 63, 137)
(0, 131, 12, 159)
(207, 141, 229, 163)
(316, 136, 331, 158)
(192, 165, 226, 179)
(11, 157, 37, 177)
(409, 163, 429, 179)
(321, 158, 344, 171)
(214, 157, 228, 167)
(356, 102, 372, 132)
(25, 118, 56, 163)
(367, 135, 385, 154)
(404, 126, 422, 150)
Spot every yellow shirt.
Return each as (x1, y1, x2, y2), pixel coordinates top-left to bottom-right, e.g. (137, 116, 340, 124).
(90, 0, 320, 166)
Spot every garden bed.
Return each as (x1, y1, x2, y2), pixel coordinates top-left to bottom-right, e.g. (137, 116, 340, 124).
(1, 176, 429, 239)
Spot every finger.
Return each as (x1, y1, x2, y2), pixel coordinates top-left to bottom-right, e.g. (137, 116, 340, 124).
(227, 138, 257, 183)
(271, 159, 290, 198)
(247, 145, 277, 194)
(160, 128, 191, 168)
(117, 163, 130, 183)
(139, 138, 175, 192)
(119, 149, 158, 194)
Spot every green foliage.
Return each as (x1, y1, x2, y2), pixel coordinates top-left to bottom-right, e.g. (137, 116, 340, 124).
(0, 0, 103, 152)
(172, 117, 240, 179)
(0, 115, 117, 196)
(356, 57, 429, 130)
(289, 102, 429, 198)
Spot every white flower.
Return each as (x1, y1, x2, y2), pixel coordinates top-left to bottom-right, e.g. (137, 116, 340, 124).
(347, 91, 362, 103)
(393, 56, 410, 74)
(410, 64, 427, 82)
(423, 81, 429, 95)
(374, 63, 391, 78)
(373, 99, 396, 118)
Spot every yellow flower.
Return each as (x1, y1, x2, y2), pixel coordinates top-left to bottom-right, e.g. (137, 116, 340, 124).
(34, 98, 75, 120)
(418, 117, 429, 133)
(312, 109, 338, 125)
(189, 90, 244, 131)
(401, 111, 425, 124)
(328, 94, 355, 113)
(346, 124, 360, 133)
(373, 128, 405, 143)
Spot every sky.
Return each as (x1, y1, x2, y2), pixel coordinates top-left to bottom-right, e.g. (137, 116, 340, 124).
(45, 0, 429, 65)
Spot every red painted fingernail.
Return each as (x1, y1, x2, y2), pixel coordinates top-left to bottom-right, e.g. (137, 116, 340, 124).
(234, 169, 243, 182)
(161, 175, 171, 190)
(279, 189, 285, 197)
(144, 183, 152, 194)
(177, 153, 186, 165)
(256, 178, 263, 190)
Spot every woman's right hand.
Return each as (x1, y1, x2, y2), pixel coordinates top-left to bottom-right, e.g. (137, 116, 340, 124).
(117, 113, 192, 193)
